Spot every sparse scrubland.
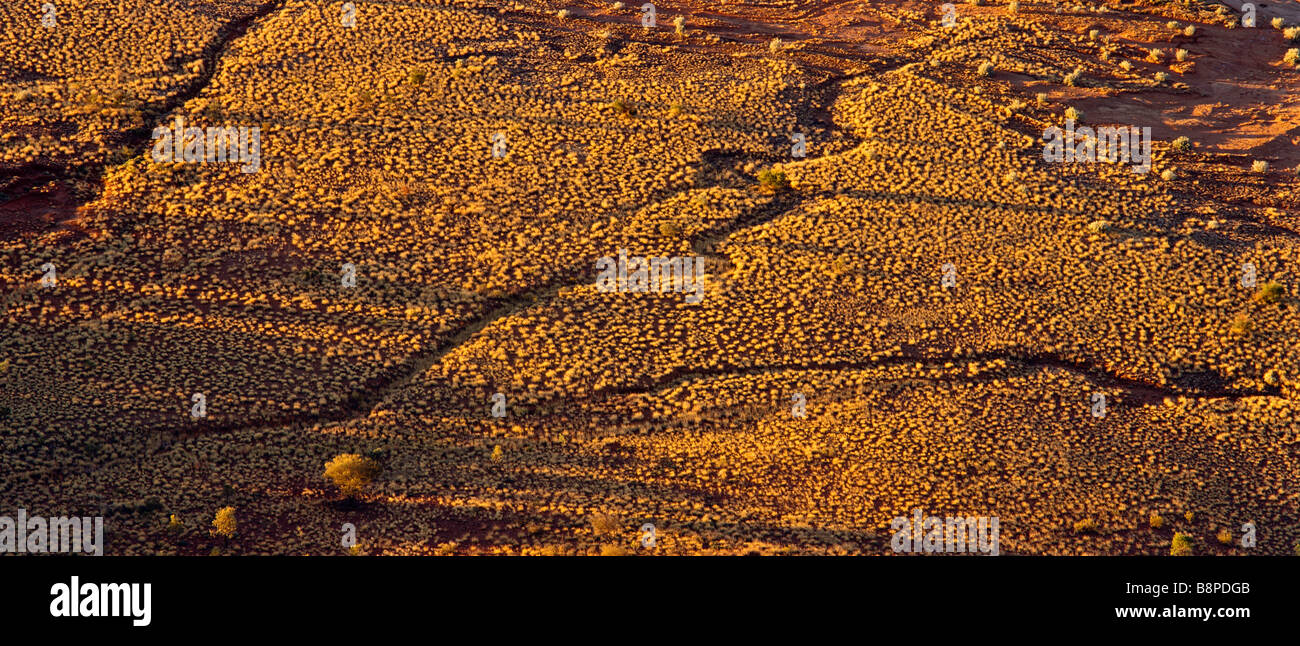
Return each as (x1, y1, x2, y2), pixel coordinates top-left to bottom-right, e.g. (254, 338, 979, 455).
(1, 0, 1298, 556)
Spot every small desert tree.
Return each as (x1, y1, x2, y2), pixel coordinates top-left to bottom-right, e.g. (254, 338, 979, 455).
(212, 507, 236, 544)
(324, 453, 381, 500)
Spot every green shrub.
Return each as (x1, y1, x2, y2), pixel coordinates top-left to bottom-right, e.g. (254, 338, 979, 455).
(756, 169, 790, 193)
(611, 100, 636, 118)
(1252, 281, 1284, 304)
(1230, 313, 1254, 337)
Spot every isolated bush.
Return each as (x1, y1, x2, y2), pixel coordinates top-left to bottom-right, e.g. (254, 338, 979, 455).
(212, 507, 236, 539)
(1148, 513, 1164, 529)
(1171, 136, 1191, 151)
(1170, 532, 1193, 556)
(323, 453, 381, 498)
(1252, 160, 1271, 172)
(590, 512, 620, 535)
(757, 169, 790, 193)
(1253, 281, 1284, 304)
(610, 100, 635, 118)
(1230, 313, 1254, 337)
(1073, 518, 1099, 533)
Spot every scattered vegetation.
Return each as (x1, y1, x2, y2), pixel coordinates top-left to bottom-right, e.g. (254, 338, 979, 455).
(3, 0, 1297, 558)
